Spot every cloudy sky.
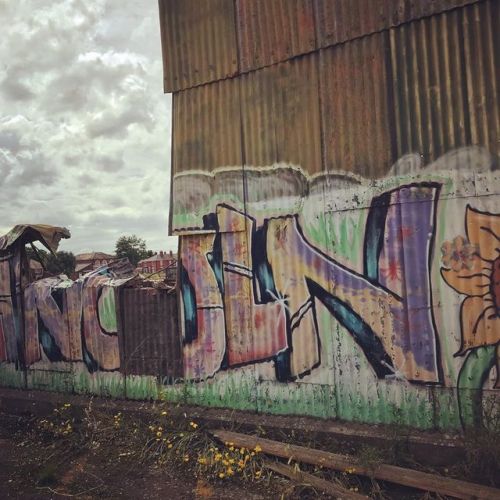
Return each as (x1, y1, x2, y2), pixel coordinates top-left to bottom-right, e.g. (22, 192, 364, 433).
(0, 0, 177, 254)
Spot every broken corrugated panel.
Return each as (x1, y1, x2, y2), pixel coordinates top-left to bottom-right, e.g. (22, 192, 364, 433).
(119, 288, 182, 379)
(389, 0, 500, 163)
(241, 53, 323, 175)
(236, 0, 316, 72)
(159, 0, 238, 92)
(315, 0, 480, 49)
(171, 77, 244, 233)
(320, 33, 395, 179)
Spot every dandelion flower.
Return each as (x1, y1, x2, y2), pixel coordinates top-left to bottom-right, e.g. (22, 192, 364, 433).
(254, 445, 262, 453)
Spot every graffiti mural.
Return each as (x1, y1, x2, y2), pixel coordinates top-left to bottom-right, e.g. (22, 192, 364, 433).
(440, 206, 500, 427)
(180, 182, 442, 383)
(23, 266, 131, 372)
(174, 148, 500, 428)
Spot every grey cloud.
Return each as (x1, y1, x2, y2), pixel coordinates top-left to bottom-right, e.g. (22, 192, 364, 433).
(0, 130, 21, 153)
(86, 106, 153, 139)
(0, 72, 35, 101)
(78, 173, 94, 187)
(99, 153, 124, 172)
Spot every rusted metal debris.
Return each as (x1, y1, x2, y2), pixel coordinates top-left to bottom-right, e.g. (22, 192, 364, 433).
(0, 224, 70, 255)
(211, 430, 500, 500)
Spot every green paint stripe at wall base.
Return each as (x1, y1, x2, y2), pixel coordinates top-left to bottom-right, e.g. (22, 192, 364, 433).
(27, 369, 73, 393)
(126, 375, 159, 400)
(160, 372, 257, 411)
(256, 381, 337, 419)
(0, 363, 25, 389)
(73, 368, 125, 398)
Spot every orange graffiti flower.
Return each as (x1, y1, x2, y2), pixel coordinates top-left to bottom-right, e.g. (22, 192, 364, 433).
(441, 206, 500, 355)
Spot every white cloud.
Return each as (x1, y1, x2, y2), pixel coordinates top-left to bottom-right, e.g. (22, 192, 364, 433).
(0, 0, 175, 253)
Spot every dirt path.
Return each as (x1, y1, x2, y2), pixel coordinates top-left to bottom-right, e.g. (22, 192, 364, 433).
(0, 413, 277, 499)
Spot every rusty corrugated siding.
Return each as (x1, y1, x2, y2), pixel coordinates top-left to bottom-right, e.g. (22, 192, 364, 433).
(159, 0, 483, 91)
(236, 0, 316, 72)
(171, 76, 244, 233)
(118, 288, 182, 379)
(172, 77, 243, 173)
(315, 0, 480, 49)
(241, 53, 323, 174)
(159, 0, 238, 92)
(319, 32, 395, 178)
(389, 0, 500, 163)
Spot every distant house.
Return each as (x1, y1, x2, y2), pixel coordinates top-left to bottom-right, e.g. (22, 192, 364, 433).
(137, 251, 177, 277)
(75, 252, 116, 277)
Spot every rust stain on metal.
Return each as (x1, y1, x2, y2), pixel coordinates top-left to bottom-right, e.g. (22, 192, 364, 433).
(118, 288, 182, 379)
(159, 0, 239, 92)
(236, 0, 316, 72)
(315, 0, 480, 50)
(389, 0, 500, 162)
(319, 32, 394, 178)
(241, 54, 323, 174)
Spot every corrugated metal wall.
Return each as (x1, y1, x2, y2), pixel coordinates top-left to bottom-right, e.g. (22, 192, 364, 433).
(169, 0, 499, 235)
(390, 0, 500, 162)
(159, 0, 483, 89)
(118, 288, 182, 380)
(160, 0, 500, 431)
(159, 0, 238, 91)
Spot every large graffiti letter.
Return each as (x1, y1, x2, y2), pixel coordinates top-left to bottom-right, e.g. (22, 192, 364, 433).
(180, 234, 226, 380)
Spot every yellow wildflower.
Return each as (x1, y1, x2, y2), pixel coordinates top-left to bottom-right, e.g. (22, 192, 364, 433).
(161, 410, 167, 416)
(254, 445, 262, 453)
(218, 473, 225, 479)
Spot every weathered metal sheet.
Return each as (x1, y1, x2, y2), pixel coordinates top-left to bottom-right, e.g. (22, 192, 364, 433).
(159, 0, 238, 92)
(241, 54, 323, 175)
(118, 288, 182, 380)
(389, 0, 500, 162)
(0, 224, 70, 254)
(315, 0, 480, 49)
(236, 0, 316, 72)
(320, 33, 395, 178)
(171, 76, 244, 233)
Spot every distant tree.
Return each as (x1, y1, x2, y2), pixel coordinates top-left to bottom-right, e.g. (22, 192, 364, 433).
(115, 235, 150, 266)
(25, 247, 75, 277)
(26, 246, 48, 263)
(46, 251, 76, 277)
